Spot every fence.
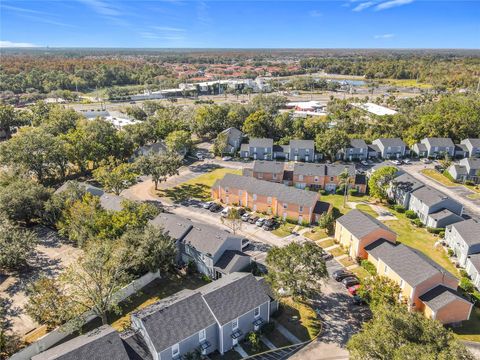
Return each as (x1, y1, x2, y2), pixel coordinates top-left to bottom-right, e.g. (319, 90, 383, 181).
(10, 270, 161, 360)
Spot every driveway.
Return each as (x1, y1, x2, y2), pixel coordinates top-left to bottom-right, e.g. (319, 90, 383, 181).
(400, 163, 480, 219)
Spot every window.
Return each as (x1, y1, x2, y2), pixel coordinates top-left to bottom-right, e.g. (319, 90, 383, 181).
(299, 206, 303, 213)
(238, 190, 243, 196)
(232, 318, 238, 330)
(199, 329, 206, 342)
(399, 279, 404, 289)
(267, 196, 272, 204)
(295, 148, 299, 154)
(172, 343, 180, 357)
(305, 149, 310, 154)
(314, 176, 319, 182)
(283, 203, 287, 209)
(264, 147, 268, 153)
(254, 307, 260, 318)
(384, 265, 389, 274)
(299, 175, 304, 181)
(253, 194, 257, 200)
(272, 173, 277, 179)
(225, 187, 229, 193)
(330, 177, 334, 181)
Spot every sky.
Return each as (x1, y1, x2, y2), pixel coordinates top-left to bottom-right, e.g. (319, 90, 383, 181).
(0, 0, 479, 49)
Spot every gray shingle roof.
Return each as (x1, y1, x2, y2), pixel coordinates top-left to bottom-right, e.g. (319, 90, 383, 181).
(462, 138, 480, 147)
(423, 138, 455, 148)
(133, 291, 216, 353)
(365, 241, 453, 287)
(182, 222, 241, 257)
(450, 219, 480, 247)
(214, 250, 250, 274)
(32, 326, 130, 360)
(55, 181, 124, 211)
(336, 209, 396, 239)
(464, 157, 480, 170)
(455, 144, 469, 152)
(410, 186, 452, 207)
(414, 143, 427, 152)
(467, 253, 480, 272)
(292, 163, 355, 177)
(149, 212, 193, 240)
(214, 173, 319, 208)
(289, 139, 314, 149)
(326, 164, 356, 177)
(201, 273, 270, 325)
(392, 173, 424, 193)
(419, 285, 470, 312)
(374, 138, 406, 147)
(348, 139, 368, 148)
(428, 208, 463, 222)
(249, 138, 273, 148)
(368, 144, 381, 153)
(253, 161, 285, 174)
(120, 330, 153, 360)
(450, 165, 468, 176)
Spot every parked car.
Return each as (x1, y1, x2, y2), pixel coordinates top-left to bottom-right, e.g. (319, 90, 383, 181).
(348, 284, 361, 296)
(195, 152, 205, 160)
(248, 216, 259, 224)
(236, 208, 246, 216)
(352, 295, 368, 306)
(421, 158, 432, 164)
(361, 160, 369, 166)
(321, 252, 333, 261)
(255, 218, 265, 227)
(222, 156, 232, 161)
(202, 201, 214, 209)
(262, 218, 276, 231)
(332, 269, 353, 282)
(403, 159, 411, 164)
(209, 204, 223, 213)
(342, 276, 360, 288)
(241, 238, 250, 250)
(241, 213, 250, 222)
(392, 159, 402, 165)
(434, 165, 445, 172)
(221, 207, 231, 217)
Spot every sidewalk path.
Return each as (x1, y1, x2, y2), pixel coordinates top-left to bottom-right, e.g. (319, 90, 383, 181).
(272, 320, 302, 344)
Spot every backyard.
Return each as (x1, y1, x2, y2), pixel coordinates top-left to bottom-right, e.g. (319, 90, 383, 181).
(271, 222, 296, 238)
(274, 298, 321, 342)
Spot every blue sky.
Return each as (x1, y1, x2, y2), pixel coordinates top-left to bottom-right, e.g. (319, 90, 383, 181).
(1, 1, 479, 48)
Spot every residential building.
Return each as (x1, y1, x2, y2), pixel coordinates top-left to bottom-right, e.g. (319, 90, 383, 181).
(412, 142, 428, 158)
(445, 219, 480, 267)
(240, 138, 273, 160)
(243, 161, 285, 183)
(447, 158, 480, 184)
(55, 181, 124, 211)
(131, 272, 273, 359)
(408, 186, 464, 228)
(338, 139, 368, 161)
(465, 254, 480, 290)
(367, 144, 381, 159)
(217, 127, 243, 155)
(388, 173, 425, 209)
(372, 138, 407, 159)
(461, 138, 480, 158)
(334, 209, 397, 259)
(288, 139, 315, 162)
(212, 173, 328, 224)
(414, 138, 455, 158)
(454, 143, 469, 159)
(366, 240, 472, 325)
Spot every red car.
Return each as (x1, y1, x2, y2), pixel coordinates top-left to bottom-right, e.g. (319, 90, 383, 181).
(348, 284, 361, 296)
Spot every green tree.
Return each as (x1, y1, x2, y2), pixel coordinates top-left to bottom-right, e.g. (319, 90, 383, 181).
(242, 110, 272, 139)
(247, 331, 261, 352)
(93, 159, 137, 195)
(357, 275, 402, 310)
(338, 168, 351, 208)
(213, 131, 229, 156)
(315, 128, 349, 161)
(221, 208, 243, 235)
(347, 304, 474, 360)
(266, 242, 328, 299)
(165, 130, 192, 155)
(0, 215, 38, 270)
(250, 94, 287, 113)
(0, 104, 29, 139)
(368, 166, 398, 201)
(135, 152, 182, 189)
(0, 297, 22, 358)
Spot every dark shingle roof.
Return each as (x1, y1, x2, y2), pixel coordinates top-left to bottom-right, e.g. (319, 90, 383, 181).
(467, 253, 480, 272)
(31, 326, 130, 360)
(355, 174, 367, 185)
(253, 161, 285, 174)
(249, 138, 273, 148)
(348, 139, 368, 149)
(182, 222, 241, 257)
(462, 138, 480, 147)
(450, 219, 480, 247)
(289, 139, 314, 149)
(455, 144, 468, 152)
(55, 181, 124, 211)
(336, 209, 395, 239)
(374, 138, 406, 147)
(120, 331, 153, 360)
(368, 144, 381, 153)
(428, 209, 463, 222)
(292, 163, 355, 177)
(415, 143, 427, 152)
(392, 173, 424, 193)
(463, 157, 480, 170)
(410, 186, 452, 207)
(423, 138, 455, 148)
(450, 165, 468, 176)
(214, 250, 250, 274)
(149, 212, 193, 241)
(214, 174, 318, 208)
(419, 285, 470, 312)
(201, 273, 270, 325)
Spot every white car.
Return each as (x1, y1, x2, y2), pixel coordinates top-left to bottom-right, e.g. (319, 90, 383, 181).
(221, 207, 231, 217)
(421, 158, 432, 164)
(241, 213, 250, 222)
(202, 201, 214, 209)
(222, 156, 232, 161)
(196, 152, 205, 160)
(255, 218, 265, 227)
(392, 160, 402, 165)
(361, 160, 368, 166)
(403, 159, 411, 164)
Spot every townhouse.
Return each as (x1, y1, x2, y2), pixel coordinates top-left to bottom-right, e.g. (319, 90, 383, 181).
(338, 139, 368, 161)
(408, 186, 464, 228)
(461, 138, 480, 158)
(447, 157, 480, 184)
(55, 181, 124, 211)
(371, 138, 407, 159)
(150, 212, 250, 279)
(445, 219, 480, 268)
(217, 127, 243, 155)
(334, 209, 397, 259)
(240, 138, 273, 160)
(388, 173, 425, 209)
(412, 138, 455, 158)
(365, 240, 472, 325)
(242, 160, 286, 183)
(131, 272, 274, 359)
(212, 173, 328, 224)
(240, 138, 318, 162)
(287, 139, 316, 162)
(466, 254, 480, 290)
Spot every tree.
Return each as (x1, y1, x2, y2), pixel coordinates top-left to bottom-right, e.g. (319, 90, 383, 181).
(213, 131, 229, 156)
(0, 104, 28, 139)
(315, 128, 349, 161)
(0, 215, 37, 270)
(0, 297, 22, 358)
(338, 168, 351, 208)
(347, 304, 474, 360)
(221, 208, 243, 235)
(135, 152, 182, 189)
(247, 331, 261, 352)
(165, 130, 192, 155)
(357, 276, 401, 310)
(242, 110, 272, 139)
(317, 212, 335, 235)
(60, 240, 131, 325)
(250, 94, 287, 113)
(368, 166, 398, 201)
(439, 152, 452, 169)
(266, 242, 328, 299)
(93, 159, 137, 195)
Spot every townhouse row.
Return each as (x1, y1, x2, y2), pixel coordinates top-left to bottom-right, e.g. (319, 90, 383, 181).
(212, 173, 331, 224)
(32, 273, 278, 360)
(334, 209, 473, 325)
(243, 160, 367, 193)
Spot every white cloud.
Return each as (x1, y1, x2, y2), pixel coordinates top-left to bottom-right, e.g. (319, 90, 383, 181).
(374, 33, 395, 39)
(151, 26, 185, 32)
(78, 0, 121, 16)
(375, 0, 414, 11)
(2, 4, 48, 15)
(309, 10, 323, 17)
(353, 2, 375, 12)
(0, 40, 40, 48)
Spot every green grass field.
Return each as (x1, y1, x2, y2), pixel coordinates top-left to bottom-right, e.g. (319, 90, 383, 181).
(355, 204, 379, 218)
(275, 298, 321, 342)
(304, 227, 329, 241)
(383, 78, 433, 89)
(271, 222, 296, 237)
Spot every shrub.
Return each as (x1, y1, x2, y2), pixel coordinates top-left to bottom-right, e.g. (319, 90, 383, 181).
(412, 218, 423, 227)
(405, 210, 417, 219)
(439, 231, 445, 238)
(318, 189, 327, 195)
(447, 249, 454, 257)
(471, 291, 480, 305)
(201, 275, 212, 283)
(246, 331, 261, 352)
(361, 260, 377, 276)
(393, 205, 405, 213)
(427, 227, 444, 234)
(460, 277, 475, 294)
(187, 260, 197, 274)
(335, 187, 344, 195)
(465, 180, 475, 186)
(460, 269, 469, 278)
(349, 189, 359, 196)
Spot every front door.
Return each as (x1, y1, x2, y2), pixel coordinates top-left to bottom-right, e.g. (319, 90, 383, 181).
(232, 338, 238, 346)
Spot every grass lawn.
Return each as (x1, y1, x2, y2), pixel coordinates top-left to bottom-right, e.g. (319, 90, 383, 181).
(272, 222, 296, 238)
(355, 204, 379, 218)
(321, 194, 371, 216)
(316, 238, 335, 249)
(265, 329, 292, 348)
(159, 168, 241, 202)
(241, 339, 270, 356)
(351, 266, 371, 280)
(304, 227, 329, 241)
(209, 350, 243, 360)
(383, 78, 433, 89)
(421, 169, 457, 187)
(454, 306, 480, 342)
(339, 257, 357, 268)
(275, 298, 321, 342)
(383, 210, 458, 277)
(329, 247, 345, 258)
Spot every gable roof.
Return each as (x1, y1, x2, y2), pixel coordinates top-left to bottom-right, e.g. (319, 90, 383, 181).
(414, 142, 428, 152)
(374, 138, 406, 148)
(253, 160, 285, 174)
(419, 285, 471, 312)
(336, 209, 395, 239)
(467, 253, 480, 273)
(292, 163, 355, 177)
(32, 326, 130, 360)
(422, 138, 455, 148)
(392, 173, 425, 193)
(55, 181, 124, 211)
(221, 127, 243, 141)
(348, 139, 368, 149)
(214, 173, 319, 208)
(410, 186, 452, 207)
(449, 219, 480, 247)
(461, 157, 480, 170)
(461, 138, 480, 147)
(200, 273, 270, 325)
(214, 250, 250, 274)
(182, 222, 241, 257)
(249, 138, 273, 148)
(149, 212, 193, 241)
(289, 139, 315, 149)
